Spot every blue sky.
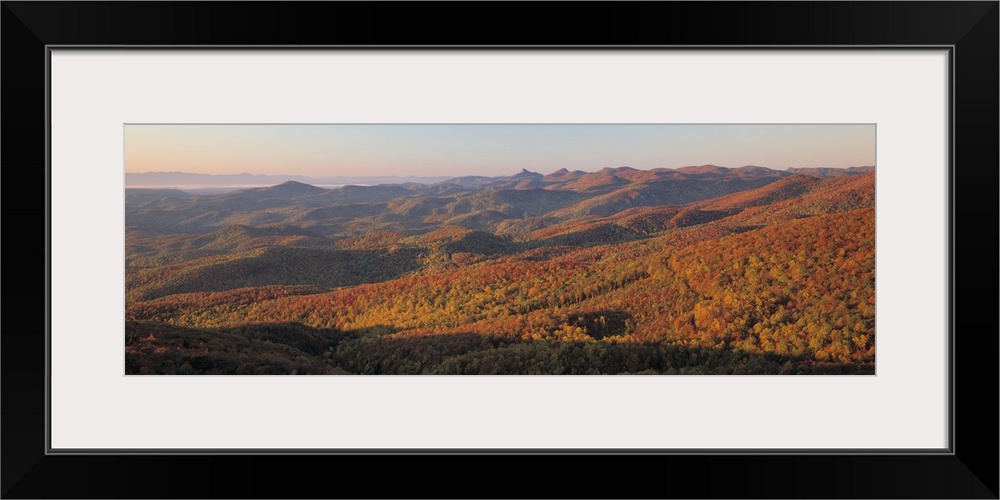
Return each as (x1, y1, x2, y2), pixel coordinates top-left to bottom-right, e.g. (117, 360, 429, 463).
(125, 124, 875, 177)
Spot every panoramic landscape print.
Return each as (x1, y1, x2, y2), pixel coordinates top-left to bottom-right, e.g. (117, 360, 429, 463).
(125, 124, 875, 375)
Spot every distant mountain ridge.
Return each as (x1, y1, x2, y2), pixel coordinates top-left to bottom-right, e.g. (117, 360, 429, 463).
(125, 165, 874, 238)
(125, 165, 875, 234)
(439, 165, 873, 192)
(126, 166, 873, 189)
(786, 166, 875, 177)
(125, 171, 454, 188)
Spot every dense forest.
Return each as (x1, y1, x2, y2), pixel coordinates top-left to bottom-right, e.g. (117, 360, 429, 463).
(125, 165, 875, 375)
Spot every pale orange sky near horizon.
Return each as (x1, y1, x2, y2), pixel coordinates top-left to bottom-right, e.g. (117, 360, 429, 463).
(125, 124, 876, 177)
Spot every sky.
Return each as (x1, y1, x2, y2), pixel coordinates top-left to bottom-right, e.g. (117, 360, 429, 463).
(125, 124, 875, 177)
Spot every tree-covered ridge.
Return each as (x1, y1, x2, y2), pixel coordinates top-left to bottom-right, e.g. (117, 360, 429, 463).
(125, 166, 875, 375)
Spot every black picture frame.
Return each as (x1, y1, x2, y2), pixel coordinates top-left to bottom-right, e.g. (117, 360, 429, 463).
(3, 2, 996, 498)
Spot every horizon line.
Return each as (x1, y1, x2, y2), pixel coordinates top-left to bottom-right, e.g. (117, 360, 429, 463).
(125, 164, 877, 177)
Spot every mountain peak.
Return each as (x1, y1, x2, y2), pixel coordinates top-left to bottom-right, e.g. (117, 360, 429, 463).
(511, 169, 542, 179)
(543, 167, 586, 182)
(675, 165, 729, 175)
(266, 181, 325, 195)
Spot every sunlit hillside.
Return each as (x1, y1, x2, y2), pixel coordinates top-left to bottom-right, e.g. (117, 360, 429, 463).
(125, 166, 875, 375)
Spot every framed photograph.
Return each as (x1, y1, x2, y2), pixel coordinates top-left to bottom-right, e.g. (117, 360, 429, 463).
(4, 2, 996, 498)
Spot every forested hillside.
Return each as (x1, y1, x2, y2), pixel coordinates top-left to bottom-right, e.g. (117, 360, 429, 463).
(125, 166, 875, 375)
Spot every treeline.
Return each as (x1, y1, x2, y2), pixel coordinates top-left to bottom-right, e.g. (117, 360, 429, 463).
(330, 333, 872, 375)
(125, 321, 873, 375)
(125, 321, 348, 375)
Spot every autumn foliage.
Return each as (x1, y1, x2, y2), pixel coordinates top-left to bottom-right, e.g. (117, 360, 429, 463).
(125, 167, 876, 375)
